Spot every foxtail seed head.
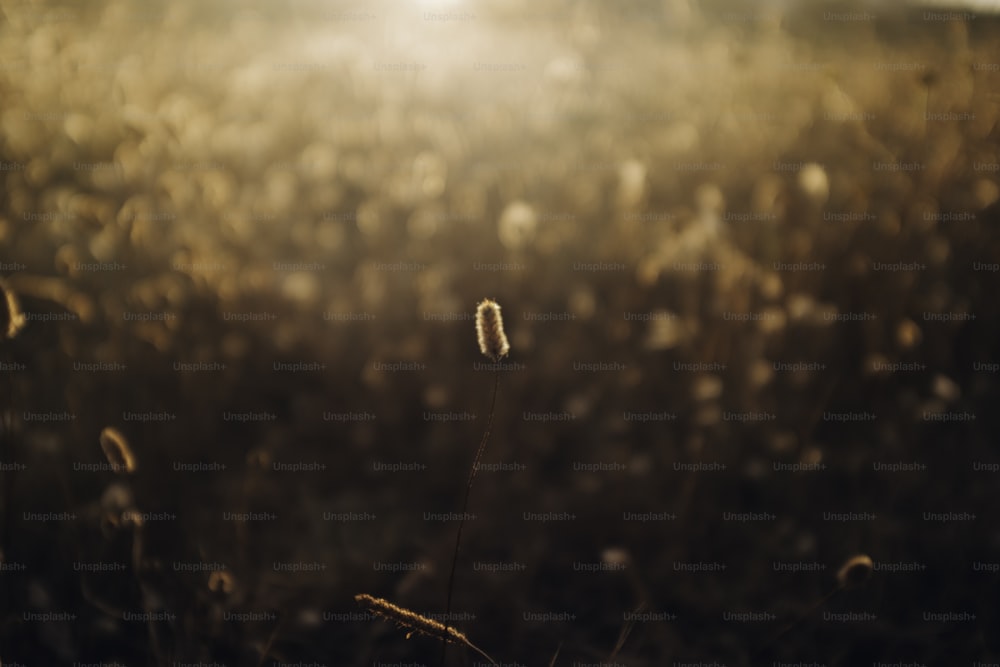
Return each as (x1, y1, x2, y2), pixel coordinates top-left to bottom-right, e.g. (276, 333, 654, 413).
(354, 594, 497, 665)
(1, 277, 26, 340)
(100, 426, 136, 473)
(475, 299, 509, 362)
(837, 554, 873, 589)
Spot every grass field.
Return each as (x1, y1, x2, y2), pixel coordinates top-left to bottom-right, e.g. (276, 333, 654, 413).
(1, 0, 999, 664)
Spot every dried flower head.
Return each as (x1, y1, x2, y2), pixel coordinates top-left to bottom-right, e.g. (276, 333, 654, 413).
(475, 299, 509, 362)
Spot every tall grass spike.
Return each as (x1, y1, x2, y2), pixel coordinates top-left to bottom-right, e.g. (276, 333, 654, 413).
(354, 593, 497, 665)
(476, 299, 510, 362)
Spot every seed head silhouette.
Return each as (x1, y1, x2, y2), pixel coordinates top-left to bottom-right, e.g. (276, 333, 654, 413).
(475, 299, 509, 362)
(837, 553, 873, 589)
(99, 426, 136, 473)
(0, 277, 26, 340)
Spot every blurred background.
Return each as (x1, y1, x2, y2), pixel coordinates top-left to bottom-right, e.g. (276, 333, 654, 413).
(1, 0, 999, 664)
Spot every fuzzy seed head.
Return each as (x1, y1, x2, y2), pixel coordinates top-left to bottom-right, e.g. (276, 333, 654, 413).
(475, 299, 509, 362)
(100, 426, 136, 474)
(837, 553, 873, 589)
(1, 277, 26, 340)
(354, 593, 497, 665)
